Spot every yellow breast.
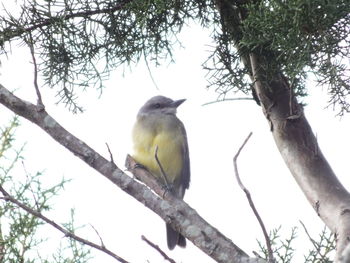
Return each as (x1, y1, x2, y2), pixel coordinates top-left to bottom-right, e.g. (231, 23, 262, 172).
(132, 115, 184, 184)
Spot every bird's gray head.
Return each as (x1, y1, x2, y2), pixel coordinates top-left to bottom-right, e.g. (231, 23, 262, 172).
(138, 96, 186, 117)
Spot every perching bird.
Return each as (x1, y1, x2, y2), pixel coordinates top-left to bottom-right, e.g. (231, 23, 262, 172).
(132, 95, 190, 250)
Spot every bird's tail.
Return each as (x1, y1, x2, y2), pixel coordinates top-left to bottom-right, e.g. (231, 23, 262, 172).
(166, 223, 186, 250)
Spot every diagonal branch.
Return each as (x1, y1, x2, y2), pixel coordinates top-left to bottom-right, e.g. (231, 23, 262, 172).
(0, 84, 264, 263)
(141, 235, 176, 263)
(0, 184, 129, 263)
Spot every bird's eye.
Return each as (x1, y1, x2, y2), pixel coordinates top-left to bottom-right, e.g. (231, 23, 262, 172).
(154, 103, 161, 108)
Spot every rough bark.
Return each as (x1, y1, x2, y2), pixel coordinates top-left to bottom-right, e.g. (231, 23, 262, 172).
(215, 0, 350, 258)
(250, 54, 350, 261)
(0, 84, 264, 263)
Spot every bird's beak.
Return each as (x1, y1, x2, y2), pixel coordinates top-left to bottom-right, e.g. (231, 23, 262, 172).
(171, 99, 186, 108)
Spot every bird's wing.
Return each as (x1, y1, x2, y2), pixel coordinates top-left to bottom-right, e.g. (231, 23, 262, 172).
(179, 121, 190, 198)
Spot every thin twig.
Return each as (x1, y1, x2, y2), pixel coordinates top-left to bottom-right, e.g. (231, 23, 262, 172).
(202, 97, 254, 106)
(299, 220, 318, 251)
(0, 184, 129, 263)
(106, 143, 115, 164)
(2, 0, 134, 42)
(154, 146, 170, 187)
(300, 221, 333, 262)
(144, 52, 159, 90)
(233, 132, 275, 263)
(90, 224, 105, 248)
(27, 34, 44, 110)
(21, 160, 40, 210)
(141, 235, 176, 263)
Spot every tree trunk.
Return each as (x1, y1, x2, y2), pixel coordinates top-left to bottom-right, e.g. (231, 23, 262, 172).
(250, 54, 350, 260)
(215, 0, 350, 257)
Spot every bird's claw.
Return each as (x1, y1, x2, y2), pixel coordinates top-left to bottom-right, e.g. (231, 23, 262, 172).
(162, 183, 175, 198)
(134, 163, 148, 170)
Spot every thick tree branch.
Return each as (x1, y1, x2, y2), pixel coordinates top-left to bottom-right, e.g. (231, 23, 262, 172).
(0, 184, 129, 263)
(0, 84, 264, 263)
(249, 53, 350, 260)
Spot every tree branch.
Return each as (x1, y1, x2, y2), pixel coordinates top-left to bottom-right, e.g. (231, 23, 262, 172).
(141, 235, 176, 263)
(249, 52, 350, 260)
(27, 35, 45, 111)
(1, 0, 133, 43)
(233, 132, 275, 263)
(105, 143, 115, 165)
(0, 84, 264, 263)
(202, 97, 254, 107)
(0, 184, 129, 263)
(90, 224, 106, 249)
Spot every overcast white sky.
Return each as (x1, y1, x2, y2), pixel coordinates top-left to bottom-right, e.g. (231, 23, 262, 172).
(1, 9, 350, 263)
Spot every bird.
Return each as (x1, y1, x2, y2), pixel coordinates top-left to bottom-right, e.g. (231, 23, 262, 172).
(132, 95, 190, 250)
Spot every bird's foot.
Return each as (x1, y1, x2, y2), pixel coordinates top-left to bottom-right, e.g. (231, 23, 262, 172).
(161, 183, 175, 198)
(134, 163, 148, 171)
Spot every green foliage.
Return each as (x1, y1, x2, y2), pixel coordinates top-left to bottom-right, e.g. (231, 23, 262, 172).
(203, 0, 349, 112)
(256, 224, 335, 263)
(203, 0, 253, 100)
(0, 116, 19, 159)
(256, 226, 296, 263)
(205, 0, 350, 108)
(241, 0, 350, 114)
(0, 0, 349, 113)
(303, 226, 335, 263)
(203, 27, 252, 100)
(0, 0, 213, 112)
(0, 118, 91, 263)
(59, 209, 92, 263)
